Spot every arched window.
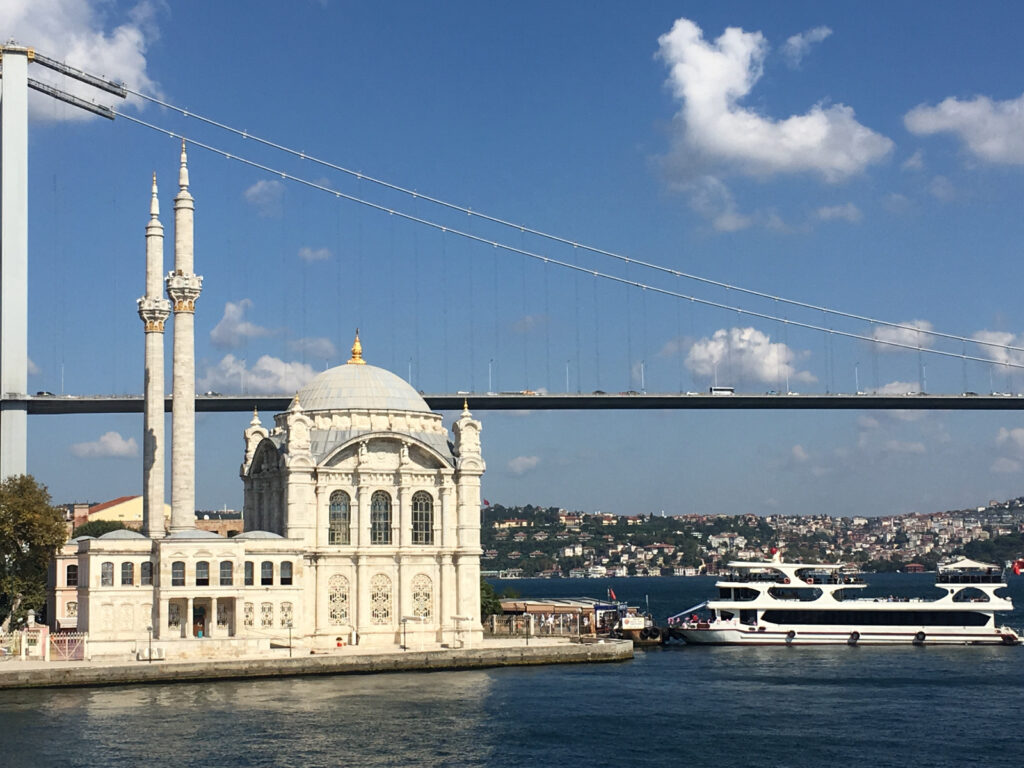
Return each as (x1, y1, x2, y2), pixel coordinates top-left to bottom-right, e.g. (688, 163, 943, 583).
(220, 561, 233, 586)
(329, 491, 351, 545)
(171, 561, 185, 587)
(280, 561, 293, 586)
(261, 561, 274, 586)
(121, 562, 134, 586)
(141, 562, 153, 586)
(412, 573, 433, 620)
(371, 491, 392, 545)
(370, 573, 392, 624)
(66, 564, 78, 587)
(412, 491, 434, 545)
(196, 561, 210, 587)
(328, 575, 349, 625)
(244, 561, 254, 586)
(100, 562, 114, 587)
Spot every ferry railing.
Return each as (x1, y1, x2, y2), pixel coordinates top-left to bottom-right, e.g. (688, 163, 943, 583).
(936, 572, 1004, 585)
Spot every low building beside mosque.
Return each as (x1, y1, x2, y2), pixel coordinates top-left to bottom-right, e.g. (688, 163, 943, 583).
(48, 148, 484, 658)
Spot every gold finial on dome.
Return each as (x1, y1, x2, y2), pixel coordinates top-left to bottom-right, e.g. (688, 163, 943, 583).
(348, 329, 366, 365)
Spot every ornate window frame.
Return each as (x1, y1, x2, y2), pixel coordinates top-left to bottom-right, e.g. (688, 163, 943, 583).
(329, 490, 351, 545)
(328, 574, 349, 625)
(412, 491, 434, 545)
(370, 573, 393, 625)
(370, 491, 392, 545)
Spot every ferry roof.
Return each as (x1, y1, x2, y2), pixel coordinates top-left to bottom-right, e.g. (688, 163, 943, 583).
(726, 559, 843, 570)
(500, 597, 620, 613)
(938, 557, 999, 572)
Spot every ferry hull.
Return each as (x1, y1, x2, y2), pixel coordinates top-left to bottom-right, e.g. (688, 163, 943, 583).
(679, 626, 1019, 646)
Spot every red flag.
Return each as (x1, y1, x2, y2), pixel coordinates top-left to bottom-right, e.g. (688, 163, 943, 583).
(483, 499, 490, 506)
(609, 588, 617, 601)
(1014, 560, 1023, 576)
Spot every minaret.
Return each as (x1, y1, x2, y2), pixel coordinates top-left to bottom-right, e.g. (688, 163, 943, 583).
(138, 174, 171, 539)
(165, 142, 203, 532)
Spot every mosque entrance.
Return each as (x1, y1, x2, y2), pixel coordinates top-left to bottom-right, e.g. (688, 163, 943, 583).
(193, 605, 207, 638)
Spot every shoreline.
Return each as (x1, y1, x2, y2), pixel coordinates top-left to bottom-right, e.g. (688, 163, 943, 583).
(0, 638, 633, 690)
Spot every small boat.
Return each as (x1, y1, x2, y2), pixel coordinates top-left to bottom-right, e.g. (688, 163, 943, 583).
(667, 552, 1020, 646)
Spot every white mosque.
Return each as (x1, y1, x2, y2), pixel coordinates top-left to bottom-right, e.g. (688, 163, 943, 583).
(49, 146, 485, 658)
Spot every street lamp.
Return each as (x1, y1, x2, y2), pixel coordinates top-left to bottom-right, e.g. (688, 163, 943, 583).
(287, 621, 293, 658)
(401, 617, 408, 651)
(146, 625, 153, 663)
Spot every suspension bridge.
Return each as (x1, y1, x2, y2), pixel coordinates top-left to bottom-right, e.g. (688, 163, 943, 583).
(4, 46, 1024, 480)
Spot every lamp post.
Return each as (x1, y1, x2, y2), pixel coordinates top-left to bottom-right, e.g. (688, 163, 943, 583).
(401, 617, 408, 651)
(287, 621, 293, 658)
(146, 625, 153, 663)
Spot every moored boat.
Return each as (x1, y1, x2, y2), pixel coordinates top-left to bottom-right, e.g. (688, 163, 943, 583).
(668, 552, 1020, 646)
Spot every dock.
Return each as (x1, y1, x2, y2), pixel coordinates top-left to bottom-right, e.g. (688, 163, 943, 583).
(0, 637, 633, 690)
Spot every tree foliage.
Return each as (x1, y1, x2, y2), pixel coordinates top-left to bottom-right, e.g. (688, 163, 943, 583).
(480, 579, 503, 618)
(72, 520, 128, 539)
(0, 475, 67, 625)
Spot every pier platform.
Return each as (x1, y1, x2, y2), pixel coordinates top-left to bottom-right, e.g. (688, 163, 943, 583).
(0, 637, 633, 690)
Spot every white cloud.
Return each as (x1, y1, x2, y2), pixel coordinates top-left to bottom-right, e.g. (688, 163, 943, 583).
(991, 457, 1022, 474)
(971, 330, 1024, 367)
(0, 0, 161, 121)
(199, 354, 317, 395)
(871, 319, 934, 351)
(901, 150, 925, 171)
(298, 246, 330, 262)
(684, 175, 751, 231)
(71, 431, 138, 459)
(657, 17, 892, 182)
(209, 300, 273, 349)
(791, 444, 810, 462)
(243, 180, 284, 217)
(883, 439, 925, 455)
(507, 455, 540, 476)
(781, 26, 832, 68)
(882, 192, 912, 214)
(27, 357, 41, 376)
(996, 427, 1024, 453)
(513, 314, 547, 333)
(905, 92, 1024, 164)
(685, 327, 816, 385)
(929, 175, 955, 201)
(877, 380, 920, 395)
(815, 203, 862, 223)
(288, 337, 336, 359)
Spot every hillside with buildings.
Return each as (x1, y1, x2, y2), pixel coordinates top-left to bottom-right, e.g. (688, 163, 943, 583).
(481, 499, 1024, 578)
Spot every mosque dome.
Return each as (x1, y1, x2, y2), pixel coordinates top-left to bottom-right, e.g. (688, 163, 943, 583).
(292, 333, 430, 414)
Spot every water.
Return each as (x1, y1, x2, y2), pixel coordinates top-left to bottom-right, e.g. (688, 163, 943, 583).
(2, 575, 1021, 768)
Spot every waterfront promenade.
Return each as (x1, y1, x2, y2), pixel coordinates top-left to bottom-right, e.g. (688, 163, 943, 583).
(0, 637, 632, 690)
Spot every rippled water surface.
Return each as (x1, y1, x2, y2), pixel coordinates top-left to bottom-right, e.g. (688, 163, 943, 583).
(2, 575, 1021, 768)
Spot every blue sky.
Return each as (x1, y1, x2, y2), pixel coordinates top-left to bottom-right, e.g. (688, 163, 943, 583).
(5, 1, 1024, 517)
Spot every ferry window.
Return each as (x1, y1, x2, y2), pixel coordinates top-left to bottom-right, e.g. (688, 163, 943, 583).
(220, 561, 233, 586)
(328, 491, 351, 545)
(66, 564, 78, 587)
(261, 561, 274, 586)
(280, 561, 293, 586)
(171, 561, 185, 587)
(371, 491, 392, 545)
(196, 561, 210, 587)
(121, 562, 134, 586)
(244, 561, 254, 586)
(411, 491, 434, 545)
(100, 562, 114, 587)
(141, 562, 153, 586)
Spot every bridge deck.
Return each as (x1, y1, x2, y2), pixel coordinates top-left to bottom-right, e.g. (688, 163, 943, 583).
(6, 392, 1024, 414)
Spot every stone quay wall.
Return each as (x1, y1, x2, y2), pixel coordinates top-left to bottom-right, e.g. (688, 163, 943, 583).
(0, 639, 633, 690)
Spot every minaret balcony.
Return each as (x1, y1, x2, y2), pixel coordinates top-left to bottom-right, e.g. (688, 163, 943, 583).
(165, 272, 204, 312)
(137, 296, 172, 332)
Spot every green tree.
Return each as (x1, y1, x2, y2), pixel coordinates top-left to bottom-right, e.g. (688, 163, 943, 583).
(480, 579, 502, 618)
(72, 520, 128, 539)
(0, 475, 67, 626)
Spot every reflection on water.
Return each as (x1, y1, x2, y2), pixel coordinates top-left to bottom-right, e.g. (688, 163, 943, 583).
(1, 672, 495, 768)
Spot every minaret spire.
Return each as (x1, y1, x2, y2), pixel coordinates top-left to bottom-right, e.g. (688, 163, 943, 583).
(138, 173, 171, 539)
(166, 144, 203, 533)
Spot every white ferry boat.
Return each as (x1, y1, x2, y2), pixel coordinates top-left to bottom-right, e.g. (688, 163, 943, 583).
(669, 553, 1020, 646)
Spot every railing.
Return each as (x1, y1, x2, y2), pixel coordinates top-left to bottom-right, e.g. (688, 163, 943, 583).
(484, 614, 583, 637)
(937, 572, 1003, 585)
